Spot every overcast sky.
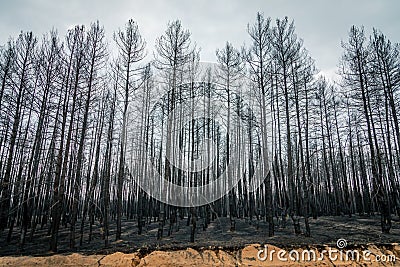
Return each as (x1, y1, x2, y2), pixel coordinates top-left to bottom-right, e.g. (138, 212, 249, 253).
(0, 0, 399, 79)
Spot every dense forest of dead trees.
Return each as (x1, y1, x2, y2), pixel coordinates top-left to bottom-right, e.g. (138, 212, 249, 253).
(0, 13, 399, 252)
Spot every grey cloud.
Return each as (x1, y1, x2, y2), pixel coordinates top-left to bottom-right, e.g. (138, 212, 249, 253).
(0, 0, 399, 76)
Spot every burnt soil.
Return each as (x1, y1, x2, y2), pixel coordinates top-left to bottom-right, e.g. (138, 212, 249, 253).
(0, 214, 399, 257)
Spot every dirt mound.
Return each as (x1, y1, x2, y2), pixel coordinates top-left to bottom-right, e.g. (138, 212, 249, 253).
(0, 244, 399, 266)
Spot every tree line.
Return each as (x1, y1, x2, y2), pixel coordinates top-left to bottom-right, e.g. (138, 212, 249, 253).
(0, 13, 399, 252)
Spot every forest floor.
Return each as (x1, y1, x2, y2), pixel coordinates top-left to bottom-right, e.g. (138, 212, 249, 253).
(0, 214, 400, 266)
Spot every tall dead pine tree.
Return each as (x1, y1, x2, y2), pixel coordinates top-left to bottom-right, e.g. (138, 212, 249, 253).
(340, 26, 391, 233)
(246, 13, 274, 237)
(114, 19, 146, 240)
